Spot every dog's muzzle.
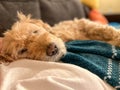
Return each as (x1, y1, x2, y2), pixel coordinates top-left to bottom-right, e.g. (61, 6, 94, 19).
(46, 43, 58, 56)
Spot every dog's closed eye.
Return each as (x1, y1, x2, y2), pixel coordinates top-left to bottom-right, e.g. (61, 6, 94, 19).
(18, 48, 28, 54)
(33, 30, 38, 33)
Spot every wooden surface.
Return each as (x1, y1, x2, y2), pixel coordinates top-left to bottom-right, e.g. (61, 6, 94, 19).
(105, 14, 120, 22)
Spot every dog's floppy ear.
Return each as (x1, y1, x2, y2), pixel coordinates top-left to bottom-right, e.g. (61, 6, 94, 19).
(17, 11, 52, 32)
(0, 54, 14, 64)
(17, 11, 31, 22)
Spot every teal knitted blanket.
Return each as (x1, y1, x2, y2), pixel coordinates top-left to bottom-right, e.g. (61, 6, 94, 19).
(61, 40, 120, 89)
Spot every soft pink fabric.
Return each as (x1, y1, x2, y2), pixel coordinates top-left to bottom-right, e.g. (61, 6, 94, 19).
(0, 60, 115, 90)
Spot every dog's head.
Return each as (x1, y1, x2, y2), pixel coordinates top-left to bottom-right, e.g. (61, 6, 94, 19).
(1, 12, 66, 62)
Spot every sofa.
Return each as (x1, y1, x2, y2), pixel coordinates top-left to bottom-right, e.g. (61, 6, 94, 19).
(0, 0, 90, 36)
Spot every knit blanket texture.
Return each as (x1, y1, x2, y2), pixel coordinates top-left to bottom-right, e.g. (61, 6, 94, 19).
(61, 40, 120, 89)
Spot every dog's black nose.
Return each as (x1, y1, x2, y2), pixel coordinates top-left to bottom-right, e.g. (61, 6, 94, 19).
(46, 43, 58, 56)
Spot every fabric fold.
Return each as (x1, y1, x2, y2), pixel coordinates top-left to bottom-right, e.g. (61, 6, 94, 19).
(0, 59, 114, 90)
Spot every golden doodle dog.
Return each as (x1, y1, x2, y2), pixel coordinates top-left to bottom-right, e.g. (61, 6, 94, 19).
(0, 12, 120, 63)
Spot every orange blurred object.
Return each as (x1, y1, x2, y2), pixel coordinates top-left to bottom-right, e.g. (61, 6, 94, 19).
(89, 9, 108, 24)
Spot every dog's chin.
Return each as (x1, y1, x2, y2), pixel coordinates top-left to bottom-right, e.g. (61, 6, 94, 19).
(46, 54, 66, 62)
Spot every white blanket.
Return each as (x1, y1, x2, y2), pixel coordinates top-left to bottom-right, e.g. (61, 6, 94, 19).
(0, 59, 115, 90)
